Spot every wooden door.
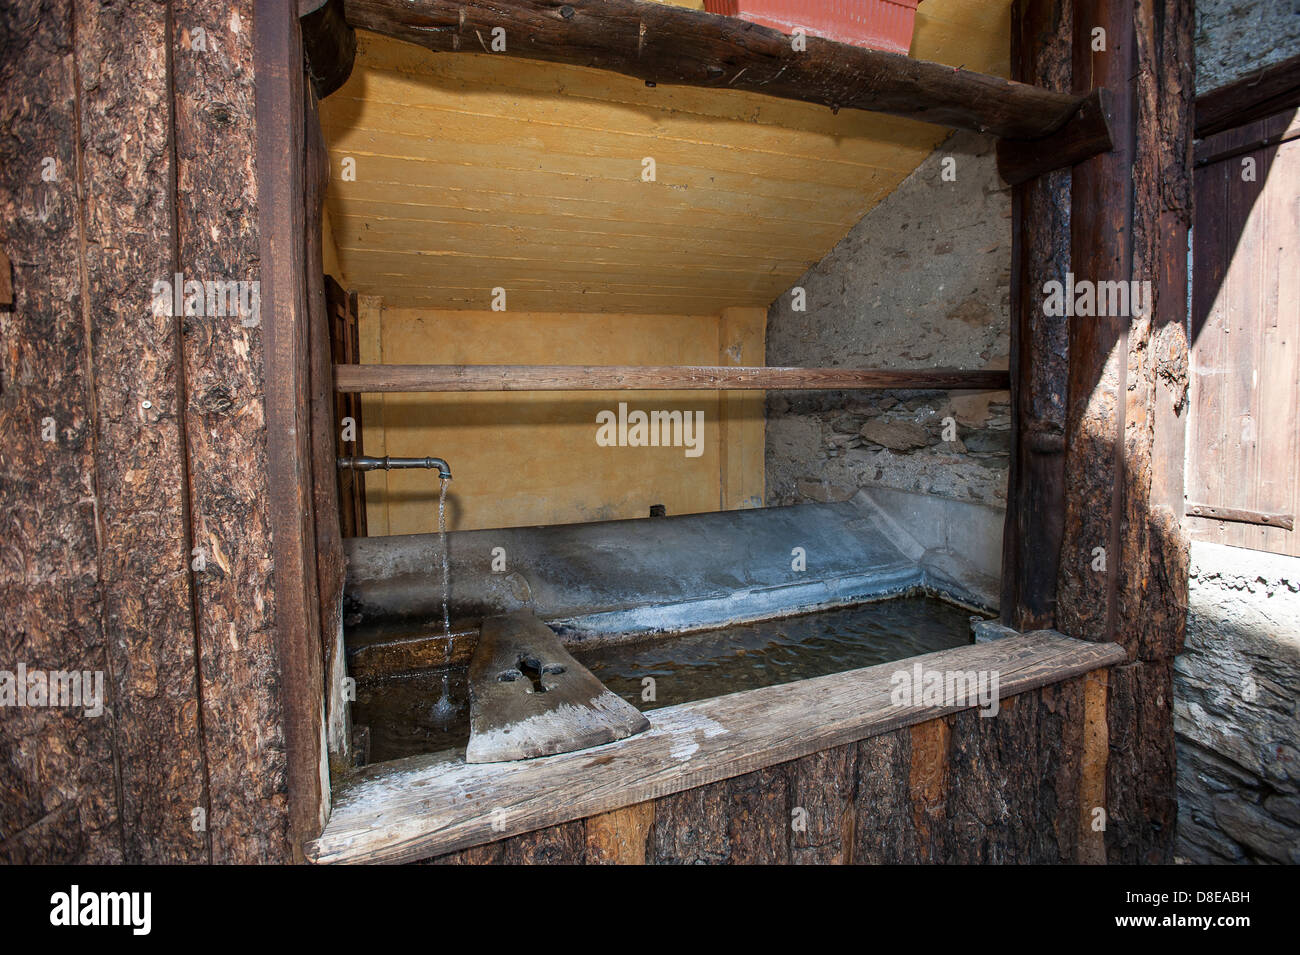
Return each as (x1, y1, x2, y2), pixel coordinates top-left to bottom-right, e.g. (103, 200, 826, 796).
(1186, 109, 1300, 556)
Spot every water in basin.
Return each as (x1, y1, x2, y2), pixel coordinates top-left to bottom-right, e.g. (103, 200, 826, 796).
(353, 594, 978, 763)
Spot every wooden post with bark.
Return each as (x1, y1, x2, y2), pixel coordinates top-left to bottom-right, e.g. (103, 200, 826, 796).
(1001, 0, 1073, 633)
(1056, 0, 1191, 863)
(0, 0, 330, 863)
(1002, 0, 1192, 863)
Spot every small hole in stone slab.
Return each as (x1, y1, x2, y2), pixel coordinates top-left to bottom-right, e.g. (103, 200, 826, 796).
(518, 656, 563, 693)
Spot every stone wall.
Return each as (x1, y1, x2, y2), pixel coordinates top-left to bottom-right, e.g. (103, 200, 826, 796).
(1196, 0, 1300, 93)
(765, 129, 1011, 511)
(1174, 542, 1300, 863)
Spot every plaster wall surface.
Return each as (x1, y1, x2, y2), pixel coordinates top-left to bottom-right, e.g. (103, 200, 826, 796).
(358, 307, 765, 533)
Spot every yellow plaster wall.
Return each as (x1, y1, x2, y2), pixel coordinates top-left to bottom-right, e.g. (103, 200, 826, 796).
(359, 305, 765, 534)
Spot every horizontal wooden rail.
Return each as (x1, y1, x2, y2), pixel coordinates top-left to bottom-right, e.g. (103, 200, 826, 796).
(342, 0, 1089, 142)
(1195, 51, 1300, 139)
(334, 364, 1010, 393)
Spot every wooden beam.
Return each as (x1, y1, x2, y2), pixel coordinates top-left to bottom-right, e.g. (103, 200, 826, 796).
(1196, 51, 1300, 139)
(1056, 0, 1192, 864)
(1000, 0, 1072, 631)
(342, 0, 1089, 141)
(1077, 669, 1109, 863)
(334, 364, 1010, 393)
(997, 88, 1114, 185)
(301, 0, 356, 98)
(254, 0, 328, 860)
(305, 78, 352, 776)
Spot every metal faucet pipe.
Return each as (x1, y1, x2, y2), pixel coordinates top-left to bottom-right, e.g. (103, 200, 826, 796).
(337, 455, 452, 480)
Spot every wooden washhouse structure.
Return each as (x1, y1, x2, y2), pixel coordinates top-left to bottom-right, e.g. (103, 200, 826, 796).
(2, 0, 1244, 866)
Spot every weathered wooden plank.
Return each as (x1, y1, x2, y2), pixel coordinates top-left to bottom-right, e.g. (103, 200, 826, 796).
(426, 675, 1106, 866)
(343, 0, 1089, 140)
(1195, 51, 1300, 139)
(585, 801, 654, 865)
(1057, 0, 1135, 652)
(306, 91, 351, 776)
(326, 279, 366, 537)
(0, 0, 121, 865)
(1077, 670, 1108, 863)
(335, 364, 1011, 393)
(1104, 659, 1176, 863)
(1029, 678, 1085, 864)
(1130, 0, 1192, 662)
(1055, 0, 1191, 866)
(1187, 120, 1299, 558)
(1186, 133, 1232, 551)
(72, 0, 209, 863)
(1194, 110, 1300, 168)
(308, 632, 1124, 863)
(428, 820, 586, 864)
(1251, 134, 1299, 557)
(945, 698, 1045, 863)
(907, 716, 952, 862)
(0, 247, 10, 307)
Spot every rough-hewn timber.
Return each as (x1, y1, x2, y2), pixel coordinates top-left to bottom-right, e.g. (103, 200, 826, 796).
(1055, 0, 1191, 864)
(1, 0, 326, 864)
(997, 88, 1114, 185)
(301, 0, 356, 98)
(1000, 0, 1073, 632)
(404, 678, 1097, 865)
(309, 634, 1123, 864)
(343, 0, 1089, 141)
(74, 0, 209, 863)
(305, 87, 351, 778)
(0, 0, 121, 864)
(252, 0, 329, 858)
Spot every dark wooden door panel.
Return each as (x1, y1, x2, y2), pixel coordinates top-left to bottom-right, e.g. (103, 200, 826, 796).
(327, 275, 367, 537)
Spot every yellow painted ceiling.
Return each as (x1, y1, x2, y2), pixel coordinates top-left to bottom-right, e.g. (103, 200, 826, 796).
(321, 0, 1012, 314)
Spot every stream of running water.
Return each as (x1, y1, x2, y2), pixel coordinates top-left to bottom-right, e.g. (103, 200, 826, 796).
(430, 475, 455, 723)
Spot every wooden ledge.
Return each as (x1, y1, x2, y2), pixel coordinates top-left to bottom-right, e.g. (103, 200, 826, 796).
(333, 364, 1011, 393)
(308, 631, 1124, 864)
